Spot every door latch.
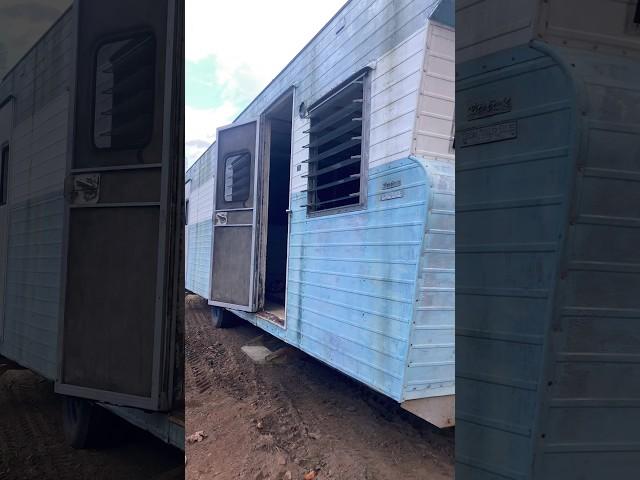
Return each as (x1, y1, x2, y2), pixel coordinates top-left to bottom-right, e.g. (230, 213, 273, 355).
(64, 173, 101, 205)
(215, 211, 228, 225)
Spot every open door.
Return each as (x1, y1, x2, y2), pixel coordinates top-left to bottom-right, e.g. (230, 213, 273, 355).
(55, 0, 183, 411)
(210, 120, 261, 311)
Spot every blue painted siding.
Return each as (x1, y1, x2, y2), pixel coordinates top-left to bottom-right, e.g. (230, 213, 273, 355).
(455, 45, 574, 480)
(405, 159, 455, 400)
(238, 157, 456, 403)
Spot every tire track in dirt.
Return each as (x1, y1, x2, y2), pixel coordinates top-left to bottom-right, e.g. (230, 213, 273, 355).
(0, 369, 183, 479)
(184, 294, 454, 480)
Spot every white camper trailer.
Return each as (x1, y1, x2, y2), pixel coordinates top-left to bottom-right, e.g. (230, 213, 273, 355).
(0, 0, 185, 449)
(185, 0, 456, 427)
(456, 0, 640, 478)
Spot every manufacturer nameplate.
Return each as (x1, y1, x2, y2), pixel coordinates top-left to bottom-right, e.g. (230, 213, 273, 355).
(383, 179, 401, 190)
(459, 121, 517, 148)
(467, 97, 512, 121)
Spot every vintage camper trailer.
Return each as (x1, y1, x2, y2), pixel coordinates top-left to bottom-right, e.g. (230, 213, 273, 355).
(185, 0, 455, 427)
(456, 0, 640, 478)
(0, 0, 185, 449)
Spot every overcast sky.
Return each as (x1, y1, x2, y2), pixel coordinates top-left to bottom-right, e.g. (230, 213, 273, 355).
(0, 0, 72, 77)
(185, 0, 347, 168)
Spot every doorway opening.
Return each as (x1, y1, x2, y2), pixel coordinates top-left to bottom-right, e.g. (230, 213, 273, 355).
(259, 92, 293, 325)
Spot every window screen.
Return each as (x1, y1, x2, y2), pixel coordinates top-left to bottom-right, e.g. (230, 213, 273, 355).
(224, 152, 251, 202)
(93, 33, 155, 150)
(0, 145, 8, 206)
(305, 72, 367, 213)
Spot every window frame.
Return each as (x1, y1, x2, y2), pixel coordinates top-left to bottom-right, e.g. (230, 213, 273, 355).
(91, 30, 157, 152)
(0, 143, 8, 206)
(222, 149, 252, 205)
(305, 68, 371, 218)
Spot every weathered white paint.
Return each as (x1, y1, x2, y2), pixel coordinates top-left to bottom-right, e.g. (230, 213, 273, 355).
(0, 9, 72, 378)
(185, 144, 216, 298)
(412, 22, 455, 162)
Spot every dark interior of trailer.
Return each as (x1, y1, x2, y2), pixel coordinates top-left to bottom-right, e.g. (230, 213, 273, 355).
(261, 93, 293, 322)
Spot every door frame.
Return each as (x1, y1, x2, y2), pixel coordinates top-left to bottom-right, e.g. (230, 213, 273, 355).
(208, 118, 262, 312)
(255, 87, 295, 323)
(0, 96, 14, 343)
(55, 0, 180, 411)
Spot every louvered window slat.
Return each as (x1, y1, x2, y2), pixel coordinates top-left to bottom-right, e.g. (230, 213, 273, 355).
(306, 72, 367, 214)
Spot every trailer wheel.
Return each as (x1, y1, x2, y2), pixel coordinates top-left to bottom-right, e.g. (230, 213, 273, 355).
(211, 306, 232, 328)
(62, 396, 106, 449)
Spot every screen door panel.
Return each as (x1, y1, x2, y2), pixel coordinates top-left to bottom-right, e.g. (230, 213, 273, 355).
(62, 207, 158, 397)
(210, 120, 259, 310)
(56, 0, 178, 410)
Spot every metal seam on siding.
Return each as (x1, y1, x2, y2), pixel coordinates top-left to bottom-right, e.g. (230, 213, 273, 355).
(286, 290, 410, 324)
(287, 328, 404, 382)
(288, 278, 414, 304)
(283, 315, 406, 361)
(285, 305, 408, 341)
(288, 255, 417, 265)
(286, 267, 414, 285)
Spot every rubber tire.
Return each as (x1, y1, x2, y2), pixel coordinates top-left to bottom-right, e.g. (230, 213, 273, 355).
(211, 306, 232, 328)
(62, 396, 106, 449)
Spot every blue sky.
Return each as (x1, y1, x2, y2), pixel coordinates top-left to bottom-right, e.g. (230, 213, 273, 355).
(185, 0, 347, 167)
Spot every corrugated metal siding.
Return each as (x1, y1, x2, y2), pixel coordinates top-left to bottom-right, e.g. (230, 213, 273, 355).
(455, 46, 573, 480)
(404, 158, 454, 400)
(456, 0, 640, 64)
(291, 24, 429, 192)
(0, 10, 73, 125)
(368, 26, 426, 169)
(0, 8, 72, 378)
(455, 0, 537, 65)
(531, 49, 640, 480)
(185, 220, 212, 299)
(230, 0, 446, 194)
(242, 157, 428, 401)
(184, 145, 216, 299)
(412, 22, 454, 162)
(236, 0, 443, 123)
(2, 195, 64, 378)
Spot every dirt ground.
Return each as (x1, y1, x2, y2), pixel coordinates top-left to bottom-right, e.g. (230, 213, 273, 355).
(0, 368, 183, 480)
(185, 294, 454, 480)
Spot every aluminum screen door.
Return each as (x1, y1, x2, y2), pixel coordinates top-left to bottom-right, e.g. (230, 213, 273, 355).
(55, 0, 181, 411)
(210, 120, 260, 311)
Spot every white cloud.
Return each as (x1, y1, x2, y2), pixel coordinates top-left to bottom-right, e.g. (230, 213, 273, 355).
(185, 0, 347, 166)
(186, 0, 347, 84)
(185, 103, 237, 168)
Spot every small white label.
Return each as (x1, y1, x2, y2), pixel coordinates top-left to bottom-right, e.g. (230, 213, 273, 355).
(381, 190, 404, 201)
(459, 121, 517, 148)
